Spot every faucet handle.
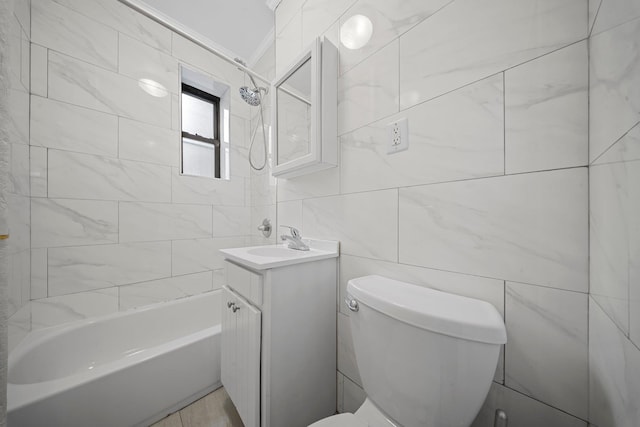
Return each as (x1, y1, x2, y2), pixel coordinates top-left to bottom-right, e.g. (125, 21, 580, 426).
(280, 225, 301, 238)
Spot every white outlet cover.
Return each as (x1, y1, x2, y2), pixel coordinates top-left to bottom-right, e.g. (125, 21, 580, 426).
(387, 117, 409, 154)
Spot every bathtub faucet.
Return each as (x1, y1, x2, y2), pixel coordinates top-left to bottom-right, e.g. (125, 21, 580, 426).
(280, 226, 309, 251)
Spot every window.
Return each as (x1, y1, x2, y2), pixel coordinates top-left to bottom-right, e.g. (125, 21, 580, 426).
(180, 66, 231, 180)
(181, 83, 221, 179)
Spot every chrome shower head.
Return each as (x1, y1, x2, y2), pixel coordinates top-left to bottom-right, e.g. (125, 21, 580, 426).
(240, 86, 262, 106)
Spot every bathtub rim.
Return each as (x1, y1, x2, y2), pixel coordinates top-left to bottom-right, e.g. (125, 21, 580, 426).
(8, 290, 222, 412)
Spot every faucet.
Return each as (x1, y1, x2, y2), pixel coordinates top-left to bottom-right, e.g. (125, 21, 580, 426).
(280, 226, 310, 251)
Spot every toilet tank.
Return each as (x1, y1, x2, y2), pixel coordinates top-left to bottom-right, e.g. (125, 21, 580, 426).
(347, 275, 506, 427)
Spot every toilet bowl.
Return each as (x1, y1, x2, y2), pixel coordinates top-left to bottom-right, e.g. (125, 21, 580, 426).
(311, 275, 507, 427)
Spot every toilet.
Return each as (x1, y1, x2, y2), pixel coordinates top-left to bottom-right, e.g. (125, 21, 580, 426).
(311, 275, 507, 427)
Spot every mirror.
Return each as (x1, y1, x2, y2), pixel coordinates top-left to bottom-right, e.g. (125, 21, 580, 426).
(272, 37, 337, 179)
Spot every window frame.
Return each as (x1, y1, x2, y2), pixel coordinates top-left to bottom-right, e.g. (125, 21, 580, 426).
(181, 82, 221, 179)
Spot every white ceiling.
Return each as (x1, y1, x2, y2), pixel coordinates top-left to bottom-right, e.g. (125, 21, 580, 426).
(138, 0, 275, 65)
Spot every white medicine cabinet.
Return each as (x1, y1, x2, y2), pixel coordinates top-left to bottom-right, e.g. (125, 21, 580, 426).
(271, 37, 338, 179)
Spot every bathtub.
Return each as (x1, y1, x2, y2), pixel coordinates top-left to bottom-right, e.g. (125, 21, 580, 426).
(7, 290, 222, 427)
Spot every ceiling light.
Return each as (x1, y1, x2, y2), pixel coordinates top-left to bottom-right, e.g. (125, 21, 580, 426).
(340, 14, 373, 50)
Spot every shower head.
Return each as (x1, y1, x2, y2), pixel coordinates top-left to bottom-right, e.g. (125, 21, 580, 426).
(240, 86, 262, 106)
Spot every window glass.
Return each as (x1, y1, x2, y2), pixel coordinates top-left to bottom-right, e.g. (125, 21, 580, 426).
(181, 93, 215, 139)
(182, 138, 216, 179)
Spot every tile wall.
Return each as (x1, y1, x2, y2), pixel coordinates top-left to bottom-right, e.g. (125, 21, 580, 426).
(6, 0, 31, 352)
(273, 0, 591, 425)
(588, 0, 640, 425)
(17, 0, 259, 340)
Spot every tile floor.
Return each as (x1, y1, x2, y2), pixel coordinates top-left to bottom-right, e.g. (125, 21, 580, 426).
(150, 387, 244, 427)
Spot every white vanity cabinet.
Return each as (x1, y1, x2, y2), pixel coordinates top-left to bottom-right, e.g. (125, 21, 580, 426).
(220, 242, 338, 427)
(221, 286, 261, 427)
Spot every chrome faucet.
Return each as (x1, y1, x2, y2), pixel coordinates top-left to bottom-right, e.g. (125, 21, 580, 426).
(280, 226, 310, 251)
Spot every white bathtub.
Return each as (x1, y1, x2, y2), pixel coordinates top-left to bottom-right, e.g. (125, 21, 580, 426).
(7, 290, 222, 427)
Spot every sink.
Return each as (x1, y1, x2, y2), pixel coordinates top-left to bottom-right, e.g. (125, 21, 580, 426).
(220, 240, 339, 270)
(246, 247, 308, 258)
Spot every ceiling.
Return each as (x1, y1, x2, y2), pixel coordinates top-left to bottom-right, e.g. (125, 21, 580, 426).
(137, 0, 275, 65)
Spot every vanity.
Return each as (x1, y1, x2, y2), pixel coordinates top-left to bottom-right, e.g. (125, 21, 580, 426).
(219, 240, 339, 427)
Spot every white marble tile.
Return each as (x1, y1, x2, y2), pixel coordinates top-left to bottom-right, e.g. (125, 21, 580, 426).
(230, 114, 249, 150)
(31, 43, 47, 97)
(9, 143, 29, 196)
(119, 118, 179, 167)
(277, 200, 303, 232)
(336, 372, 345, 413)
(399, 0, 587, 109)
(30, 146, 47, 198)
(8, 250, 30, 313)
(119, 272, 213, 311)
(338, 312, 361, 386)
(20, 28, 29, 92)
(303, 189, 398, 261)
(630, 161, 640, 348)
(171, 92, 180, 131)
(52, 0, 172, 52)
(591, 0, 640, 35)
(275, 10, 302, 76)
(31, 287, 119, 330)
(32, 0, 118, 70)
(589, 0, 602, 35)
(399, 168, 588, 291)
(590, 18, 640, 162)
(172, 34, 244, 92)
(590, 160, 638, 334)
(7, 88, 29, 145)
(594, 122, 640, 164)
(211, 206, 251, 237)
(48, 52, 172, 128)
(119, 202, 212, 243)
(301, 0, 357, 47)
(48, 242, 172, 296)
(48, 150, 171, 202)
(172, 237, 247, 276)
(32, 198, 118, 248)
(172, 169, 246, 206)
(8, 15, 22, 90)
(472, 383, 587, 427)
(8, 303, 31, 354)
(276, 163, 340, 202)
(338, 0, 453, 74)
(13, 0, 30, 36)
(31, 95, 118, 157)
(31, 248, 48, 300)
(342, 376, 366, 413)
(7, 193, 30, 253)
(341, 74, 503, 194)
(338, 40, 399, 135)
(118, 34, 179, 95)
(505, 42, 589, 174)
(590, 298, 640, 427)
(276, 0, 304, 35)
(505, 282, 588, 419)
(250, 166, 277, 207)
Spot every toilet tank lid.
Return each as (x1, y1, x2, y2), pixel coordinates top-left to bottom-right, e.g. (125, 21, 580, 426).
(347, 275, 507, 345)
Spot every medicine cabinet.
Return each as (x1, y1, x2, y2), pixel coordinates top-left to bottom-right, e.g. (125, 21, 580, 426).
(271, 37, 338, 179)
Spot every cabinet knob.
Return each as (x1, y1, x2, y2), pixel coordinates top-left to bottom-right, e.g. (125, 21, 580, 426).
(227, 301, 236, 308)
(232, 305, 241, 313)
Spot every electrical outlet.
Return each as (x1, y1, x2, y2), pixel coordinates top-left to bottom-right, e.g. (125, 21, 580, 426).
(387, 117, 409, 154)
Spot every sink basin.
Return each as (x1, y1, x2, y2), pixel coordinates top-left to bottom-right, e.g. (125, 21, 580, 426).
(246, 247, 309, 258)
(220, 240, 339, 270)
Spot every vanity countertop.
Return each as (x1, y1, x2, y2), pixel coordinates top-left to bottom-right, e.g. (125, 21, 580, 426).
(220, 239, 339, 271)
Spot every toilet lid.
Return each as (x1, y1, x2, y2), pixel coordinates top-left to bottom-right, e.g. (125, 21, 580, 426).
(309, 413, 368, 427)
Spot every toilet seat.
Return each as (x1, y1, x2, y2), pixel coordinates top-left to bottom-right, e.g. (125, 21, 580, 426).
(308, 413, 368, 427)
